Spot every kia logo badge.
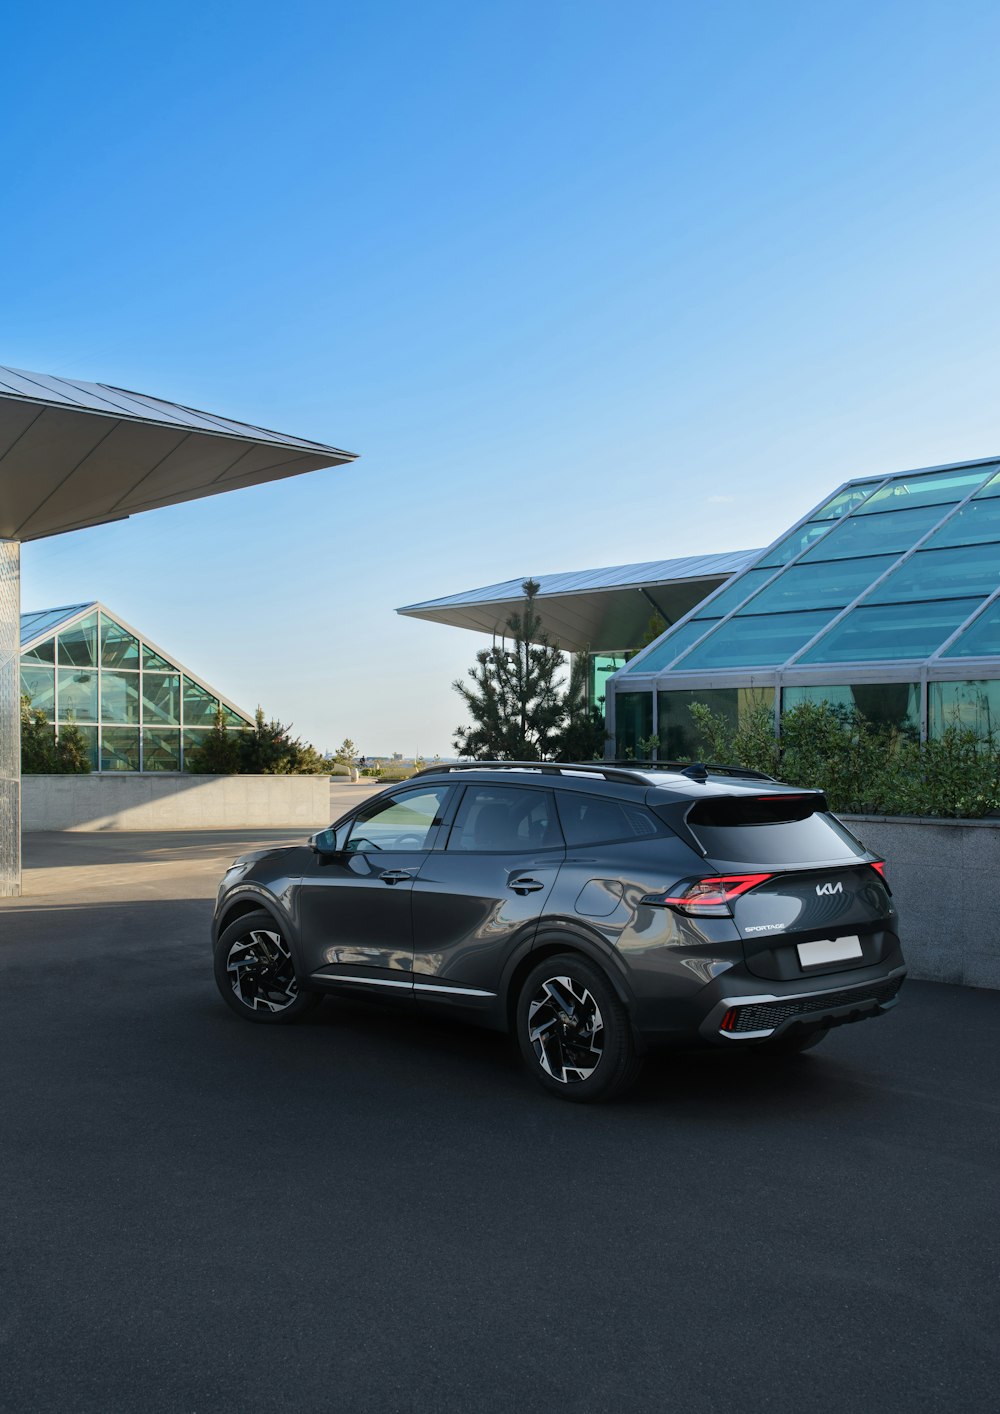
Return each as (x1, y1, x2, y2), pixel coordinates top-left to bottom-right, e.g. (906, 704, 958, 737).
(816, 881, 843, 896)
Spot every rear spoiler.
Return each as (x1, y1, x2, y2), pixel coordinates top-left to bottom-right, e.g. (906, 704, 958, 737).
(654, 791, 829, 858)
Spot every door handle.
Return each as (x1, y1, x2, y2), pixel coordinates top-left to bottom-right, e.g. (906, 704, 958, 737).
(378, 869, 415, 885)
(508, 876, 545, 895)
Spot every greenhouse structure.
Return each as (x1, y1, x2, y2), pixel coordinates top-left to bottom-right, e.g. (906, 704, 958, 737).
(610, 456, 1000, 757)
(20, 602, 254, 772)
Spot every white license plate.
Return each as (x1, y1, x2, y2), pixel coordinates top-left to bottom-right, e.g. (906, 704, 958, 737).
(797, 935, 863, 967)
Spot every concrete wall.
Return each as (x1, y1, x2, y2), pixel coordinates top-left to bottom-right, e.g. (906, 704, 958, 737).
(22, 774, 331, 833)
(843, 814, 999, 990)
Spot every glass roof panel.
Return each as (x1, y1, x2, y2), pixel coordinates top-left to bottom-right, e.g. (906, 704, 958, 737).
(941, 599, 1000, 658)
(56, 611, 99, 668)
(855, 466, 991, 514)
(142, 645, 174, 672)
(811, 481, 883, 520)
(737, 555, 898, 615)
(923, 497, 1000, 549)
(797, 598, 983, 664)
(623, 618, 720, 674)
(19, 603, 95, 647)
(672, 611, 837, 670)
(100, 615, 139, 669)
(21, 636, 55, 665)
(692, 567, 775, 620)
(798, 503, 948, 561)
(758, 521, 833, 568)
(183, 677, 220, 726)
(864, 543, 1000, 605)
(973, 469, 1000, 499)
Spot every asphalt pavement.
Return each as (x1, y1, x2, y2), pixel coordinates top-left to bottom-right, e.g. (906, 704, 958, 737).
(1, 832, 998, 1414)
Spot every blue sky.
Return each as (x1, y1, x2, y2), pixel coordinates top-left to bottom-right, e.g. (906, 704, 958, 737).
(6, 0, 1000, 754)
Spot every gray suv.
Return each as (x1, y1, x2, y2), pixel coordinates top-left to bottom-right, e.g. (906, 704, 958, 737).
(212, 762, 906, 1102)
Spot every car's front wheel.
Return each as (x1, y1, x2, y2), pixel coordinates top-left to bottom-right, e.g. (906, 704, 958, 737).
(515, 953, 642, 1102)
(214, 910, 321, 1024)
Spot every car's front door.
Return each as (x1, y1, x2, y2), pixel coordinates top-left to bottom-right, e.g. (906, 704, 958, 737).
(410, 783, 565, 1004)
(296, 784, 454, 989)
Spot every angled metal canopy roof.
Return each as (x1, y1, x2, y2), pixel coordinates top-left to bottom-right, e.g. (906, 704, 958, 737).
(0, 364, 357, 541)
(397, 550, 761, 652)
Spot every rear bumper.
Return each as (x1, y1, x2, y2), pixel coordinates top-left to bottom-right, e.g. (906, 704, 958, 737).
(697, 964, 907, 1044)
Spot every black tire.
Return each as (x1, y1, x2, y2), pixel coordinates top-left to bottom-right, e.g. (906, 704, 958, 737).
(515, 953, 642, 1103)
(755, 1025, 828, 1056)
(214, 910, 322, 1025)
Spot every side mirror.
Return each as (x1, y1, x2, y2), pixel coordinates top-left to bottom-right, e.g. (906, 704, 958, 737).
(309, 826, 342, 856)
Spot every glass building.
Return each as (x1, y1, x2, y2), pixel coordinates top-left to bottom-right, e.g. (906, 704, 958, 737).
(19, 601, 254, 772)
(611, 457, 1000, 755)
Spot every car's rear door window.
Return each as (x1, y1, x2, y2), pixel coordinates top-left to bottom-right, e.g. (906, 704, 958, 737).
(557, 793, 663, 847)
(447, 786, 562, 852)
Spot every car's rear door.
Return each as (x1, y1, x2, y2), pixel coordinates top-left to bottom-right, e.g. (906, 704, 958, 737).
(410, 782, 565, 1005)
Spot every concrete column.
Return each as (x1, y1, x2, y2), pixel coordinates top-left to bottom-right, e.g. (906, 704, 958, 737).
(0, 539, 20, 896)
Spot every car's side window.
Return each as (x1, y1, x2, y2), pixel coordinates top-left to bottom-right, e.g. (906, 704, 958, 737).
(446, 786, 562, 852)
(345, 787, 451, 853)
(556, 793, 663, 847)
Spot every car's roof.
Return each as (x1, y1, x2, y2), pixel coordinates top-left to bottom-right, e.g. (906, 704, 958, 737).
(410, 762, 819, 803)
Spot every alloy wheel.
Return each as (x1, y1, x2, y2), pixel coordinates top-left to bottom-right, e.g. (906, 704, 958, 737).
(226, 929, 299, 1013)
(526, 975, 605, 1084)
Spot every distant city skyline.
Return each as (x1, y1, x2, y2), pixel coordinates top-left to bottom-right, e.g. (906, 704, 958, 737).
(9, 0, 1000, 754)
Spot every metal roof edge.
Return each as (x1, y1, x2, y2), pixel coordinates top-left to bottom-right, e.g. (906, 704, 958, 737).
(0, 366, 357, 461)
(396, 550, 761, 616)
(841, 453, 1000, 485)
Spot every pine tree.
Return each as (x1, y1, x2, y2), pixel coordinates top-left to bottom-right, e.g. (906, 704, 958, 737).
(334, 739, 358, 768)
(452, 580, 567, 760)
(20, 696, 57, 773)
(20, 696, 91, 773)
(186, 706, 243, 774)
(53, 722, 93, 773)
(240, 707, 330, 774)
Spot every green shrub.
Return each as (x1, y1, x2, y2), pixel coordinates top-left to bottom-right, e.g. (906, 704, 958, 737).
(186, 706, 330, 775)
(683, 700, 1000, 819)
(20, 696, 91, 774)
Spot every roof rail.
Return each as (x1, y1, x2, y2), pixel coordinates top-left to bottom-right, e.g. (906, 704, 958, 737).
(602, 759, 776, 781)
(413, 760, 777, 785)
(411, 761, 652, 786)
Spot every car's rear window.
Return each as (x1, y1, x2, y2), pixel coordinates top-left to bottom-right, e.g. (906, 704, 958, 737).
(661, 795, 868, 866)
(557, 794, 663, 847)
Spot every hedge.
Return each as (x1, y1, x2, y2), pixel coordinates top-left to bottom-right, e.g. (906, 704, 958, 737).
(679, 700, 1000, 819)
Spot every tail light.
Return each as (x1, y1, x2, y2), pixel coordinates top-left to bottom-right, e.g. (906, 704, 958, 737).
(641, 873, 774, 917)
(870, 860, 890, 891)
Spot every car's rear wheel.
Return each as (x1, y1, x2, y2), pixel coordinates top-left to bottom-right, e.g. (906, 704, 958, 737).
(515, 953, 642, 1102)
(214, 911, 321, 1024)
